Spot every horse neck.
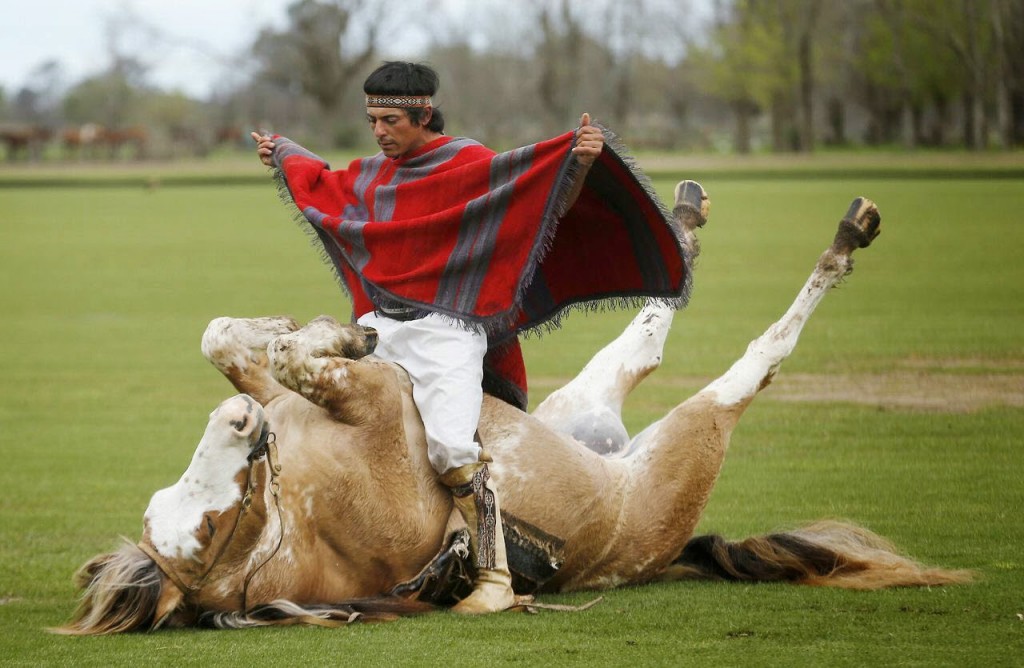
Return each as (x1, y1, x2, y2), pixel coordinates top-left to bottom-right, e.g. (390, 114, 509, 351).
(246, 396, 450, 599)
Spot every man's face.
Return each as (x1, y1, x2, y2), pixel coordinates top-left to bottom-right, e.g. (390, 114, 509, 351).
(366, 107, 430, 158)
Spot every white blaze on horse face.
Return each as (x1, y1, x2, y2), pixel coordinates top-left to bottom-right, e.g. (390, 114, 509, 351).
(144, 395, 264, 560)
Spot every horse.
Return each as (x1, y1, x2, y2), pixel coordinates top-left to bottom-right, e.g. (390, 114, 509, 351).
(60, 124, 148, 161)
(55, 184, 970, 635)
(0, 124, 52, 161)
(60, 124, 104, 161)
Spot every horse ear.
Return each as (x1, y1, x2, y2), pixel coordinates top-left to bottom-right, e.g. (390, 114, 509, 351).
(152, 585, 186, 630)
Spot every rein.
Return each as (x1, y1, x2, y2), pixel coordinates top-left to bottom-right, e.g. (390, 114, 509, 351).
(138, 426, 284, 610)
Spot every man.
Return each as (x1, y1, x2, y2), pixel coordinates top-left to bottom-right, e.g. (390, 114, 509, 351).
(252, 61, 688, 614)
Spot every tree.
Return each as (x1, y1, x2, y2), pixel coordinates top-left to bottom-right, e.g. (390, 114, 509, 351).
(691, 1, 786, 153)
(4, 60, 67, 129)
(533, 0, 586, 135)
(863, 0, 1013, 150)
(597, 0, 646, 133)
(252, 0, 382, 146)
(63, 56, 149, 128)
(993, 0, 1024, 147)
(788, 0, 825, 152)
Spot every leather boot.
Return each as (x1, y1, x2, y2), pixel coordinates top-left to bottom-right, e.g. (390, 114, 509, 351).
(439, 462, 515, 614)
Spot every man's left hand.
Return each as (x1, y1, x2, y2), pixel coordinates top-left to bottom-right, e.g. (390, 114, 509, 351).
(572, 112, 604, 166)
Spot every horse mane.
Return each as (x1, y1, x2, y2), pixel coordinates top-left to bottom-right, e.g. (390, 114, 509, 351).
(50, 540, 164, 635)
(664, 520, 974, 590)
(51, 539, 433, 634)
(201, 597, 435, 629)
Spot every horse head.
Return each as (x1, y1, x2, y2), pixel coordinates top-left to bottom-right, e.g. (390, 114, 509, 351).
(55, 394, 279, 634)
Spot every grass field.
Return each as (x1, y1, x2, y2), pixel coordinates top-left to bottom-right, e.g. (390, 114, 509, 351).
(1, 160, 1022, 666)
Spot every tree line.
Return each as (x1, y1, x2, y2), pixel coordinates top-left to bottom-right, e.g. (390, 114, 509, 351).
(1, 0, 1021, 160)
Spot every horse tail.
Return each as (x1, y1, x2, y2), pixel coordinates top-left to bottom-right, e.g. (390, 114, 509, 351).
(50, 541, 164, 635)
(663, 520, 973, 590)
(201, 597, 436, 629)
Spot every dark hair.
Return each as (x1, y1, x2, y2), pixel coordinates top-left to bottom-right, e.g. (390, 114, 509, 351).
(363, 61, 445, 132)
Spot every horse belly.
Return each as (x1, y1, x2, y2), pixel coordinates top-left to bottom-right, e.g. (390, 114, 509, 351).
(481, 399, 635, 590)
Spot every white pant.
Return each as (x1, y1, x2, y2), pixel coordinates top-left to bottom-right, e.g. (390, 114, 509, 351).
(357, 312, 486, 474)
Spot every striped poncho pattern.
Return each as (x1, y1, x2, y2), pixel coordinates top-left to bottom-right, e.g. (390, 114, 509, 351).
(271, 127, 690, 408)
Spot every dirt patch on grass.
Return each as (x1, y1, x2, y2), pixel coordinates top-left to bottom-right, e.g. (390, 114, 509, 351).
(532, 360, 1023, 414)
(764, 372, 1023, 413)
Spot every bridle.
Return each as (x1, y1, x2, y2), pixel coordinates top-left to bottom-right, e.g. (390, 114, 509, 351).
(137, 423, 285, 610)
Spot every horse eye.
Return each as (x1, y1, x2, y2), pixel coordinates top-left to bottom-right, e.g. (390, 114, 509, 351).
(205, 515, 216, 537)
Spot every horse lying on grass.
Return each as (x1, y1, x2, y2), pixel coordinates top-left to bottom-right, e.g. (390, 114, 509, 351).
(56, 184, 970, 635)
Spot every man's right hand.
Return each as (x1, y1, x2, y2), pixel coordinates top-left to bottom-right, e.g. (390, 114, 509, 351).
(572, 113, 604, 167)
(251, 131, 275, 167)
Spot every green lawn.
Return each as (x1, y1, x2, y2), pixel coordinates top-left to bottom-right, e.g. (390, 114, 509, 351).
(0, 171, 1021, 666)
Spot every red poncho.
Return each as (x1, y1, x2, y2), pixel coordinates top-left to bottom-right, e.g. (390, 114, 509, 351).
(272, 128, 690, 409)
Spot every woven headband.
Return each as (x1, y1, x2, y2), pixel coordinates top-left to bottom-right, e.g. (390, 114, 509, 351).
(365, 94, 432, 108)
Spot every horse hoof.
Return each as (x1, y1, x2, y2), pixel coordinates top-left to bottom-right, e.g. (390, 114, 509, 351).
(832, 197, 881, 253)
(673, 181, 709, 230)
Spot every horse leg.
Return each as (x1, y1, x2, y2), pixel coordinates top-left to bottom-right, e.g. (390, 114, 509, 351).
(531, 181, 709, 455)
(530, 302, 673, 455)
(571, 198, 881, 588)
(700, 196, 879, 409)
(265, 315, 405, 426)
(201, 316, 301, 405)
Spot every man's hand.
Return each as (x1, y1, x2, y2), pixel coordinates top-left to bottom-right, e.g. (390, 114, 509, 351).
(251, 131, 275, 167)
(572, 113, 604, 167)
